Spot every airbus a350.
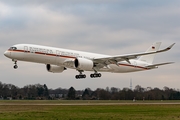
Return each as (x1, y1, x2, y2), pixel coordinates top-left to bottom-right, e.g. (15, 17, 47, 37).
(4, 42, 175, 79)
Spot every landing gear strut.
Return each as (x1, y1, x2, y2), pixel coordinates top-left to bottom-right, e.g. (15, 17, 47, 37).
(75, 70, 86, 79)
(13, 60, 18, 69)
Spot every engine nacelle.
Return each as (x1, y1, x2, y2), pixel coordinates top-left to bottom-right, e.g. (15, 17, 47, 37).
(46, 64, 66, 73)
(74, 58, 94, 71)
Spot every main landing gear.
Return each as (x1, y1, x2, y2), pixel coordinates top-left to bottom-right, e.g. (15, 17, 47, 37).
(75, 74, 86, 79)
(13, 60, 18, 69)
(75, 70, 86, 79)
(75, 70, 102, 79)
(90, 73, 101, 78)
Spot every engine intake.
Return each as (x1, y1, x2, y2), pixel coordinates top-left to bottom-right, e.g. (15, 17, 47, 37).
(74, 58, 94, 71)
(46, 64, 66, 73)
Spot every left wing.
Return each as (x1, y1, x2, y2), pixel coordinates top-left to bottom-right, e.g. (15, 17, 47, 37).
(93, 43, 175, 67)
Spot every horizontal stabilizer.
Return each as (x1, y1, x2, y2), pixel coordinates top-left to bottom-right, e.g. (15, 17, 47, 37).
(145, 62, 174, 69)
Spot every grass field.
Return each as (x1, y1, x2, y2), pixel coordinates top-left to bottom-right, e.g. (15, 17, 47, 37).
(0, 100, 180, 120)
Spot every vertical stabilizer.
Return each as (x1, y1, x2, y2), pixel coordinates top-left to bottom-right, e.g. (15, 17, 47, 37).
(138, 42, 161, 64)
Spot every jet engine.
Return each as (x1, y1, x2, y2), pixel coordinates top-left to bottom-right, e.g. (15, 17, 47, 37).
(74, 58, 94, 71)
(46, 64, 66, 73)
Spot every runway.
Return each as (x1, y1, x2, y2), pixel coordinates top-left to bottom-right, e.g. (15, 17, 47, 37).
(1, 101, 180, 106)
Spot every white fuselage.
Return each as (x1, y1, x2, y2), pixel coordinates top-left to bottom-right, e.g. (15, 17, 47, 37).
(4, 44, 151, 73)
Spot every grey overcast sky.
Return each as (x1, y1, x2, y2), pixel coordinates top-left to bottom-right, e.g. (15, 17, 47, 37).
(0, 0, 179, 90)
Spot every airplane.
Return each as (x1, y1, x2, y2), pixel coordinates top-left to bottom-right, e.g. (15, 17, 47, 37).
(4, 42, 175, 79)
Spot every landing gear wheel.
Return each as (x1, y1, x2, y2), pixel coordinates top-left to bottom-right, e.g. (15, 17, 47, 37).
(98, 73, 101, 77)
(90, 74, 94, 78)
(14, 65, 18, 69)
(83, 74, 86, 78)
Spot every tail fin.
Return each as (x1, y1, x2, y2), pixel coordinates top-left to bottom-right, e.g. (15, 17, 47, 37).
(138, 42, 161, 64)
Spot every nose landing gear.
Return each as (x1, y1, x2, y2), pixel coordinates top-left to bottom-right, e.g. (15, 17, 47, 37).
(13, 60, 18, 69)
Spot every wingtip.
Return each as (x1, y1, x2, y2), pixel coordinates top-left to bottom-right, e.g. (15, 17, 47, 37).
(167, 62, 175, 64)
(170, 43, 175, 47)
(167, 43, 175, 50)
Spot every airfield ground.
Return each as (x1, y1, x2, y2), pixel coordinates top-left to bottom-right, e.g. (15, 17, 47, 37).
(0, 100, 180, 120)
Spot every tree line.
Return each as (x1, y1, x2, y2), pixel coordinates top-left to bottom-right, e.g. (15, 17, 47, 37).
(0, 81, 179, 100)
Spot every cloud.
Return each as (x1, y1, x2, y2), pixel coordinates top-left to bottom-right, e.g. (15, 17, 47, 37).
(0, 1, 179, 90)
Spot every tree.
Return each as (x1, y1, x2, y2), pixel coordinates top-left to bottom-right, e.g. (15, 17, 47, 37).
(67, 87, 76, 100)
(110, 87, 119, 93)
(43, 84, 49, 98)
(23, 85, 38, 99)
(82, 88, 90, 100)
(134, 85, 144, 92)
(36, 84, 44, 98)
(95, 88, 110, 100)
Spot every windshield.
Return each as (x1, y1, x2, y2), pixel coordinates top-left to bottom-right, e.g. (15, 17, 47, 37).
(8, 47, 17, 50)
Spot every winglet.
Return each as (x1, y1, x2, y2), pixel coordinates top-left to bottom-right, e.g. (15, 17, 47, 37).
(166, 43, 175, 50)
(156, 43, 175, 53)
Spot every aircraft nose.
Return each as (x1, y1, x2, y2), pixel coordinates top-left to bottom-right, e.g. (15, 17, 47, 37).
(4, 51, 10, 58)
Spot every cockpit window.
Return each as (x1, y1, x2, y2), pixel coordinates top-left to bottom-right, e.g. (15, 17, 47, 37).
(9, 47, 17, 50)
